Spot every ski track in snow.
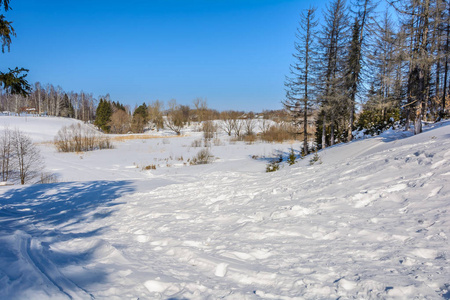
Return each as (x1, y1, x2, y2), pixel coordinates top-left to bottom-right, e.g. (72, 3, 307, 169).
(0, 117, 449, 299)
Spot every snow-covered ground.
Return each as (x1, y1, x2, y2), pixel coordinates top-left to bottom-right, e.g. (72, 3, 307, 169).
(0, 116, 449, 299)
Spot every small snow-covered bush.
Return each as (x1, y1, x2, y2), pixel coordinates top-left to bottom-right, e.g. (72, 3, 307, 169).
(142, 164, 156, 170)
(190, 148, 214, 165)
(288, 148, 296, 166)
(266, 160, 280, 172)
(54, 123, 113, 152)
(309, 152, 321, 165)
(191, 139, 202, 147)
(266, 154, 283, 172)
(356, 107, 400, 136)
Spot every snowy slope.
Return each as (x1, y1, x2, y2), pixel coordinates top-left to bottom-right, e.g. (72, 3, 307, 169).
(0, 116, 449, 299)
(0, 115, 84, 143)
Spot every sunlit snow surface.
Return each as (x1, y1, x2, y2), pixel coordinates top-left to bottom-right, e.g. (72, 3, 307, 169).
(0, 115, 449, 299)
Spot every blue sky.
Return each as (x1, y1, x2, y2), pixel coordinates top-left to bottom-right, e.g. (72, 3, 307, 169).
(3, 0, 328, 111)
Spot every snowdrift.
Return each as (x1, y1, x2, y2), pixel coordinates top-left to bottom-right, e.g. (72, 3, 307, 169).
(0, 117, 449, 299)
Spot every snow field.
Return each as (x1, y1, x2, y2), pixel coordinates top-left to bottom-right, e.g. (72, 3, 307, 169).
(0, 116, 449, 299)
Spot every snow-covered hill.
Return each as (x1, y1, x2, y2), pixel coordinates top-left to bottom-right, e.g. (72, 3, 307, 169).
(0, 116, 449, 299)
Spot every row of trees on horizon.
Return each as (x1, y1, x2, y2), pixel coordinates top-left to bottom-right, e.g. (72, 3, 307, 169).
(0, 85, 290, 135)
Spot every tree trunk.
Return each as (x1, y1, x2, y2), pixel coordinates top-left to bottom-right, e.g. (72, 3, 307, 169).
(303, 100, 308, 154)
(414, 101, 423, 134)
(322, 114, 326, 149)
(330, 116, 335, 146)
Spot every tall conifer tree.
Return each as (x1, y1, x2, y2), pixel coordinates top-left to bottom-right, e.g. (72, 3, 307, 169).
(284, 6, 318, 154)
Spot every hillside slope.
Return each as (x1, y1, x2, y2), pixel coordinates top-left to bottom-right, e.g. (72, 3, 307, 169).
(0, 119, 449, 299)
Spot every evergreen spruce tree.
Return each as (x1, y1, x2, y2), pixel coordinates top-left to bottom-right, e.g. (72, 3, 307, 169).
(284, 6, 318, 154)
(94, 99, 112, 132)
(131, 103, 149, 133)
(59, 94, 69, 117)
(0, 0, 30, 96)
(344, 0, 377, 141)
(316, 0, 349, 148)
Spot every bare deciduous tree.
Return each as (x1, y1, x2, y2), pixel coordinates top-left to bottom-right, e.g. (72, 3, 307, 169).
(193, 97, 208, 122)
(165, 99, 185, 135)
(12, 129, 43, 184)
(109, 109, 131, 134)
(244, 118, 255, 136)
(220, 112, 235, 136)
(148, 100, 164, 131)
(0, 127, 13, 182)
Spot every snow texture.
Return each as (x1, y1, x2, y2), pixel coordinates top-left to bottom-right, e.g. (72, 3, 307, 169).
(0, 115, 449, 299)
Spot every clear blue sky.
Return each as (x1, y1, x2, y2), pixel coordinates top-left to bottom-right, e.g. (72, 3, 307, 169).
(3, 0, 328, 111)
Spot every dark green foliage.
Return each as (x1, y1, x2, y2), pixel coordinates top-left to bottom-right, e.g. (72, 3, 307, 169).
(0, 14, 14, 52)
(284, 7, 318, 155)
(131, 103, 149, 133)
(315, 114, 347, 148)
(356, 107, 400, 136)
(0, 67, 30, 96)
(94, 99, 112, 132)
(0, 1, 30, 96)
(344, 18, 362, 141)
(309, 151, 321, 165)
(133, 103, 148, 120)
(266, 160, 280, 172)
(288, 148, 297, 166)
(0, 1, 10, 11)
(59, 93, 74, 118)
(112, 101, 126, 112)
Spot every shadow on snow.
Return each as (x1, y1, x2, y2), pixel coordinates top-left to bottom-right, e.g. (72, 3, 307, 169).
(0, 180, 135, 298)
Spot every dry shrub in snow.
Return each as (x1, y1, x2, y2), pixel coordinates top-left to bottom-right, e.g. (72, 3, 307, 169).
(191, 139, 202, 147)
(213, 138, 223, 146)
(190, 148, 214, 165)
(202, 120, 217, 140)
(38, 172, 59, 184)
(260, 124, 296, 143)
(142, 164, 156, 170)
(243, 134, 257, 144)
(54, 123, 113, 153)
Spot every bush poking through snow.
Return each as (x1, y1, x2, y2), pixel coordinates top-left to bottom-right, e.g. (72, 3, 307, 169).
(266, 160, 280, 172)
(191, 139, 202, 147)
(190, 148, 214, 165)
(39, 172, 59, 184)
(54, 123, 114, 152)
(243, 134, 257, 144)
(288, 148, 296, 166)
(356, 107, 400, 136)
(309, 152, 321, 165)
(260, 124, 296, 143)
(142, 164, 156, 170)
(266, 154, 283, 172)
